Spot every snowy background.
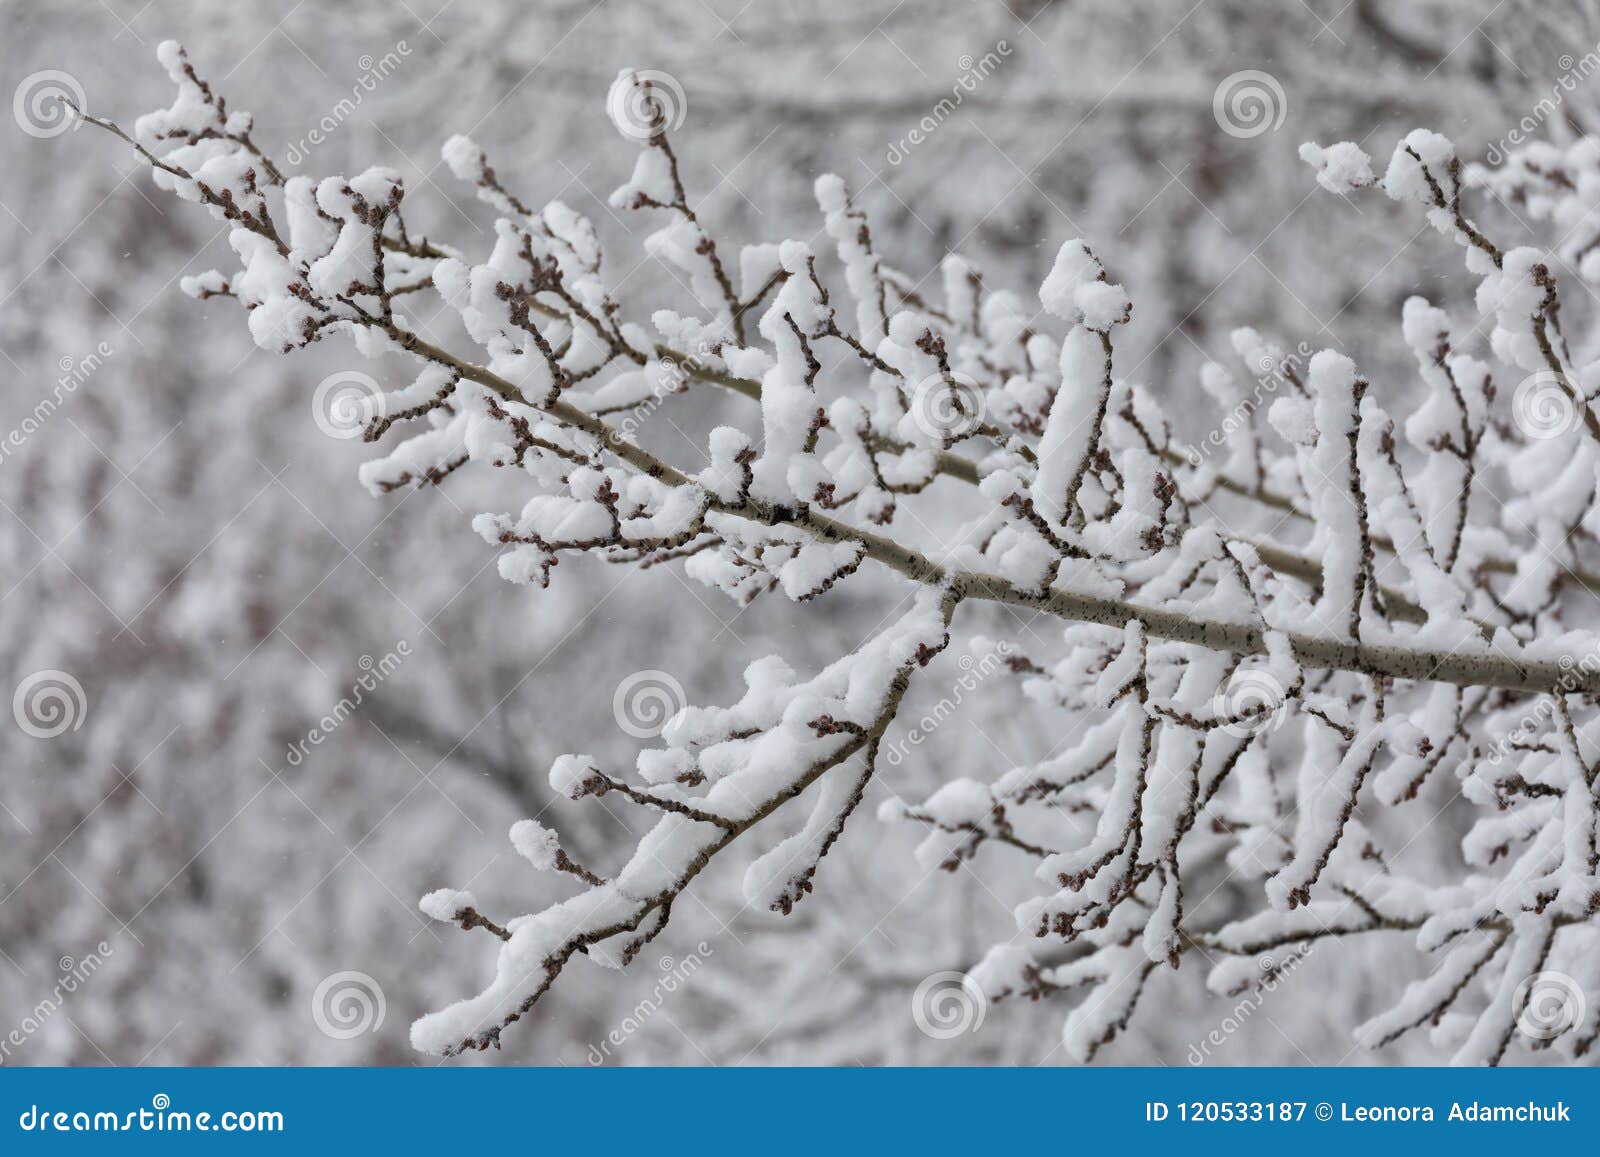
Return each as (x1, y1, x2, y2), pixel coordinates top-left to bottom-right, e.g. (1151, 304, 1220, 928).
(1, 0, 1592, 1065)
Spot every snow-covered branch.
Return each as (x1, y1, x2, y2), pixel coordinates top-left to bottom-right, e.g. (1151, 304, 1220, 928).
(79, 44, 1600, 1065)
